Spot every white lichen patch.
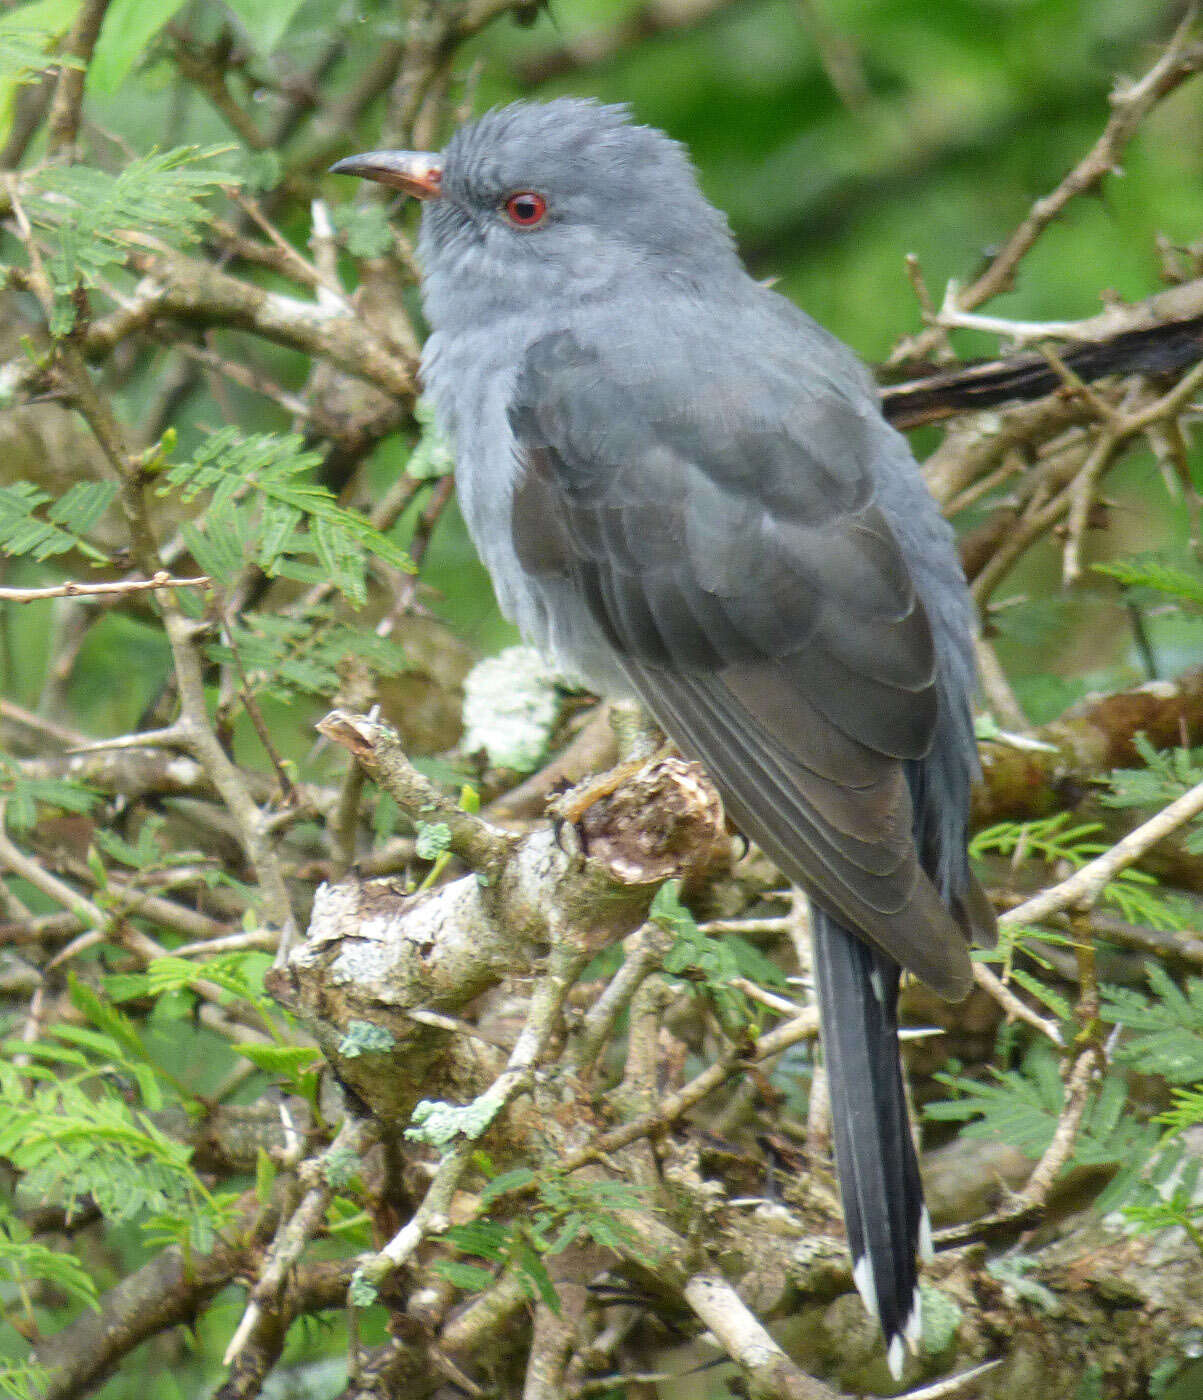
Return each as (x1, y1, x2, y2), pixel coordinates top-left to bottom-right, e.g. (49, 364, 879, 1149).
(166, 756, 204, 786)
(461, 646, 568, 772)
(329, 936, 400, 986)
(405, 1095, 502, 1148)
(919, 1283, 961, 1354)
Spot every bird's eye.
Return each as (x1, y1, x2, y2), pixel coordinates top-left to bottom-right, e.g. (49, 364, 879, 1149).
(503, 192, 548, 228)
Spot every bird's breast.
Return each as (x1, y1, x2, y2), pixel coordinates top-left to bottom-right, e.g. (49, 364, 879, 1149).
(420, 327, 629, 695)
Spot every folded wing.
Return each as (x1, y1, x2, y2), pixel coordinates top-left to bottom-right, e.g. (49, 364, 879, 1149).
(508, 330, 975, 997)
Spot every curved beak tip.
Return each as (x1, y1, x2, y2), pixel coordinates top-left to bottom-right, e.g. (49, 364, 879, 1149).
(329, 150, 443, 200)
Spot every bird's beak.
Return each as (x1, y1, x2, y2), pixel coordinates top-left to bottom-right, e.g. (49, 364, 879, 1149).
(329, 150, 443, 200)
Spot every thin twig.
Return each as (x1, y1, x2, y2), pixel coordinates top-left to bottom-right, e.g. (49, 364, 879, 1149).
(0, 572, 210, 604)
(974, 634, 1031, 733)
(1002, 772, 1203, 927)
(0, 803, 107, 932)
(223, 1117, 377, 1368)
(684, 1273, 839, 1400)
(220, 616, 297, 805)
(899, 11, 1203, 361)
(356, 939, 587, 1299)
(1061, 430, 1121, 585)
(570, 920, 675, 1072)
(1014, 1048, 1099, 1209)
(897, 1360, 1004, 1399)
(316, 710, 515, 877)
(973, 962, 1064, 1046)
(552, 1010, 820, 1177)
(46, 0, 113, 155)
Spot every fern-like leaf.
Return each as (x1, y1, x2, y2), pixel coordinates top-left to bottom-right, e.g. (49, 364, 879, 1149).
(0, 481, 114, 564)
(1094, 555, 1203, 608)
(161, 429, 411, 606)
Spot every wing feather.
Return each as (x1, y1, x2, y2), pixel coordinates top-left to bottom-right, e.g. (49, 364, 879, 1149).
(508, 330, 974, 993)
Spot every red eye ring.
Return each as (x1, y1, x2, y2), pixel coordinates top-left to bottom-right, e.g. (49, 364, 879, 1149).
(503, 191, 548, 228)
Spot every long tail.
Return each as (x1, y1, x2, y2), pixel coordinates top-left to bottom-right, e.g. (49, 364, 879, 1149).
(811, 907, 931, 1380)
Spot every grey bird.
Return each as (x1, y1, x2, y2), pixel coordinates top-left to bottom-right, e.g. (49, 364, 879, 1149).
(333, 99, 995, 1379)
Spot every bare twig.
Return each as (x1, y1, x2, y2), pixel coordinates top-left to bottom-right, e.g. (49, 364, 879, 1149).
(0, 804, 106, 932)
(167, 27, 269, 150)
(168, 337, 314, 420)
(897, 1361, 1004, 1399)
(974, 634, 1031, 733)
(973, 963, 1064, 1046)
(222, 1117, 377, 1368)
(0, 572, 209, 604)
(219, 617, 297, 805)
(523, 1299, 578, 1400)
(1002, 772, 1203, 927)
(1015, 1048, 1100, 1210)
(356, 937, 587, 1295)
(46, 0, 113, 155)
(316, 710, 515, 877)
(896, 11, 1203, 362)
(684, 1274, 839, 1400)
(570, 920, 675, 1071)
(34, 1190, 284, 1400)
(553, 1009, 820, 1176)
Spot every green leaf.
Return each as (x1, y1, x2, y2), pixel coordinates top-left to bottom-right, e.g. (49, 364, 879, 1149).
(514, 1238, 560, 1313)
(1094, 555, 1203, 609)
(333, 202, 394, 258)
(445, 1220, 511, 1262)
(312, 511, 367, 605)
(67, 975, 148, 1066)
(432, 1258, 497, 1291)
(88, 0, 187, 94)
(0, 1360, 52, 1400)
(650, 879, 694, 936)
(162, 430, 412, 610)
(180, 518, 245, 585)
(0, 757, 98, 834)
(49, 480, 118, 536)
(255, 1148, 276, 1205)
(1101, 967, 1203, 1084)
(106, 952, 274, 1014)
(233, 1043, 323, 1077)
(727, 933, 788, 987)
(0, 0, 82, 141)
(0, 0, 83, 41)
(1007, 967, 1072, 1024)
(0, 1073, 204, 1226)
(224, 0, 306, 53)
(23, 146, 236, 334)
(0, 481, 112, 563)
(0, 1198, 99, 1312)
(479, 1168, 536, 1205)
(0, 27, 77, 85)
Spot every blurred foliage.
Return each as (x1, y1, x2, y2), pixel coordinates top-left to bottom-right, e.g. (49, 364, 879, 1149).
(1, 1, 1202, 1396)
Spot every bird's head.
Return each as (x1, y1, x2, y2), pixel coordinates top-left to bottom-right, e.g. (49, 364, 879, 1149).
(331, 99, 739, 326)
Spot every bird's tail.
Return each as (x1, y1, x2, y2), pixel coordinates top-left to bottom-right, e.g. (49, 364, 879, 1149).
(811, 907, 930, 1380)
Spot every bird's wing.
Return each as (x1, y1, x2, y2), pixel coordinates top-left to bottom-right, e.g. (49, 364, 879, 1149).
(508, 330, 972, 998)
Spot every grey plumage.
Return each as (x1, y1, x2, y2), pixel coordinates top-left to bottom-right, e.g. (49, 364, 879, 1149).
(334, 98, 995, 1378)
